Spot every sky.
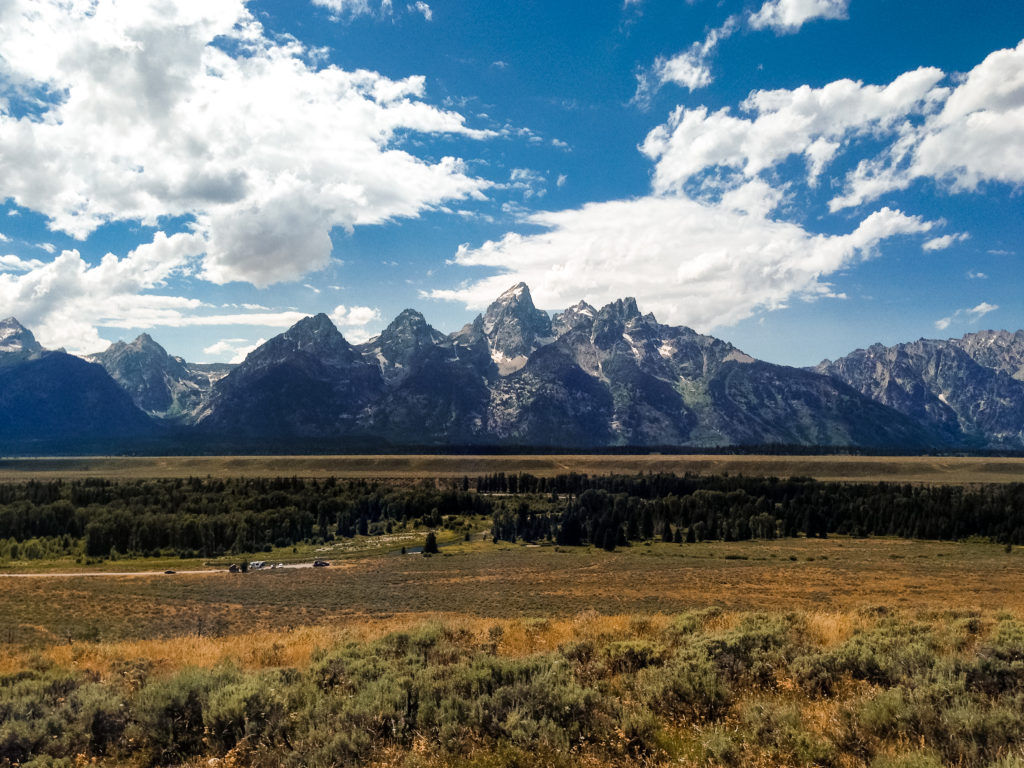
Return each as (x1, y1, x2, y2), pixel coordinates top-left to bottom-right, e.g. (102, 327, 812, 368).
(0, 0, 1021, 367)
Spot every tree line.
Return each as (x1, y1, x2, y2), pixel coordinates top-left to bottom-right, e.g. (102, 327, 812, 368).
(0, 477, 490, 559)
(0, 472, 1021, 561)
(479, 472, 1024, 547)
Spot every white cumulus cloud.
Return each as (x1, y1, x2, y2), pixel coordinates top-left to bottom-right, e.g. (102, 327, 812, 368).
(0, 254, 44, 272)
(433, 57, 981, 332)
(330, 304, 383, 342)
(0, 231, 328, 353)
(427, 197, 934, 332)
(642, 67, 946, 195)
(833, 40, 1024, 209)
(636, 18, 737, 103)
(0, 0, 493, 288)
(0, 232, 205, 352)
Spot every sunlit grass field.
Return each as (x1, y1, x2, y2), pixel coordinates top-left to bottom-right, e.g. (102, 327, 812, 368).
(2, 461, 1023, 767)
(2, 537, 1023, 768)
(2, 536, 1020, 647)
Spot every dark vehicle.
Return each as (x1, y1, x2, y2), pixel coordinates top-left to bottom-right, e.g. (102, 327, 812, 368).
(163, 570, 175, 574)
(228, 564, 240, 573)
(313, 559, 330, 567)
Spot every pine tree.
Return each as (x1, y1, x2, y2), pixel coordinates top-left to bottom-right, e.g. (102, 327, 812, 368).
(602, 528, 617, 552)
(424, 531, 439, 554)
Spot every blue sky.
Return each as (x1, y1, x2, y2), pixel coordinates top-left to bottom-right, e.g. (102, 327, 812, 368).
(0, 0, 1021, 366)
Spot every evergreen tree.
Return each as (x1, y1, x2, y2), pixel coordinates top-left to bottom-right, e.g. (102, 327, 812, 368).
(602, 528, 617, 552)
(424, 531, 439, 554)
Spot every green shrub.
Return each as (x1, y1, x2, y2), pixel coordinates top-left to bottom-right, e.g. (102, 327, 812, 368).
(854, 679, 1024, 767)
(640, 649, 732, 722)
(699, 612, 803, 688)
(740, 700, 837, 767)
(797, 616, 940, 696)
(603, 639, 667, 673)
(129, 666, 238, 765)
(203, 674, 288, 754)
(71, 683, 127, 756)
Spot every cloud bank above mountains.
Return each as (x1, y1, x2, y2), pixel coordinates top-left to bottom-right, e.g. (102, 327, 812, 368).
(0, 0, 1018, 359)
(431, 39, 1023, 333)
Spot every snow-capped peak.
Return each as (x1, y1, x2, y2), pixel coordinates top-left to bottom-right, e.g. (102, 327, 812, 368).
(0, 317, 43, 354)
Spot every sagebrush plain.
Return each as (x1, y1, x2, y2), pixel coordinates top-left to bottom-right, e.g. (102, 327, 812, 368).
(1, 456, 1023, 768)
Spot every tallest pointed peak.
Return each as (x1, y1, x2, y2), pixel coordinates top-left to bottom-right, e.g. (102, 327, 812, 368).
(493, 282, 533, 307)
(501, 281, 529, 297)
(480, 283, 552, 364)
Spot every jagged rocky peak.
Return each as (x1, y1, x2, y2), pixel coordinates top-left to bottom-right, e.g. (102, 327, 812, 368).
(379, 309, 442, 345)
(229, 313, 361, 376)
(479, 282, 554, 373)
(90, 332, 216, 419)
(273, 313, 354, 359)
(591, 297, 644, 348)
(0, 317, 43, 354)
(552, 300, 597, 337)
(363, 308, 445, 377)
(98, 333, 184, 370)
(599, 297, 642, 322)
(953, 329, 1024, 380)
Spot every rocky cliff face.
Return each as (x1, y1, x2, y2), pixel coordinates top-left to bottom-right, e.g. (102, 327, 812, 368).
(189, 286, 948, 450)
(89, 334, 228, 419)
(451, 283, 554, 375)
(951, 330, 1024, 381)
(815, 332, 1024, 448)
(194, 313, 384, 440)
(7, 295, 1016, 452)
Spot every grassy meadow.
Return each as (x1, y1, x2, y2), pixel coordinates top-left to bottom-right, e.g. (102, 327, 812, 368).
(1, 458, 1023, 767)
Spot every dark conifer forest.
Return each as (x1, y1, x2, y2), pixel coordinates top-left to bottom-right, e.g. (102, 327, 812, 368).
(0, 472, 1022, 561)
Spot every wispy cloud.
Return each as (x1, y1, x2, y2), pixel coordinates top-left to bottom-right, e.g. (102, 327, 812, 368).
(409, 1, 432, 21)
(935, 302, 999, 331)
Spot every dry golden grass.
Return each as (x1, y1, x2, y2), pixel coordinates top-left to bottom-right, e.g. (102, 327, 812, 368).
(1, 453, 1024, 484)
(801, 611, 861, 648)
(3, 537, 1021, 687)
(2, 538, 1022, 652)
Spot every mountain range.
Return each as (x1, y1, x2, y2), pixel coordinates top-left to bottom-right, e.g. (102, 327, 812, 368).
(2, 286, 1022, 453)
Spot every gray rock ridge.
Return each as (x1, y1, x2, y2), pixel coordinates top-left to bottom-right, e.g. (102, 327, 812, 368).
(89, 332, 231, 421)
(10, 289, 1012, 450)
(816, 331, 1024, 448)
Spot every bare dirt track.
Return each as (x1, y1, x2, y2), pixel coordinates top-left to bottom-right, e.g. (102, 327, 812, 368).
(0, 453, 1023, 483)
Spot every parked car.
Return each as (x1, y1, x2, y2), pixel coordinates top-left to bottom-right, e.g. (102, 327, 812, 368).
(313, 559, 330, 567)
